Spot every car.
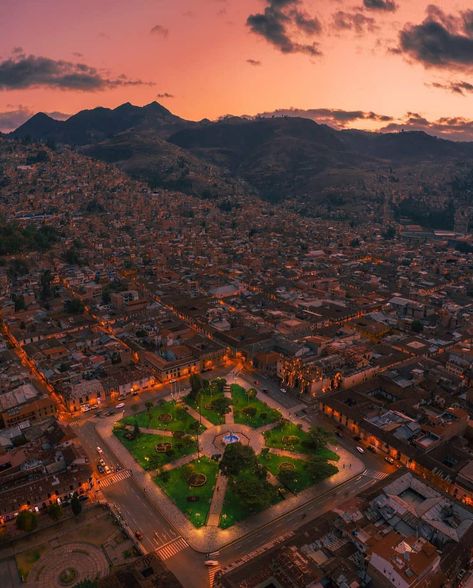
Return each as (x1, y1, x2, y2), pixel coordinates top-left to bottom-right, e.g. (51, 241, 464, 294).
(115, 402, 125, 409)
(356, 446, 365, 454)
(384, 456, 395, 464)
(204, 560, 219, 567)
(104, 465, 111, 474)
(96, 446, 103, 454)
(115, 464, 122, 472)
(280, 388, 287, 394)
(78, 495, 88, 501)
(367, 446, 376, 453)
(335, 431, 343, 438)
(98, 458, 105, 466)
(97, 465, 105, 474)
(134, 531, 143, 540)
(90, 404, 99, 410)
(262, 388, 268, 393)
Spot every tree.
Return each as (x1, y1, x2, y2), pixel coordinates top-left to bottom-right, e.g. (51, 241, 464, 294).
(233, 470, 273, 512)
(145, 401, 153, 425)
(305, 426, 334, 452)
(220, 443, 258, 477)
(16, 510, 38, 532)
(71, 495, 82, 516)
(47, 503, 62, 521)
(64, 298, 84, 314)
(411, 320, 424, 333)
(306, 457, 338, 482)
(189, 374, 202, 401)
(40, 269, 53, 301)
(210, 396, 231, 415)
(246, 388, 257, 402)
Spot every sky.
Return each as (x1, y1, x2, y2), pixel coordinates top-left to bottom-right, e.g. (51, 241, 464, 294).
(2, 0, 473, 139)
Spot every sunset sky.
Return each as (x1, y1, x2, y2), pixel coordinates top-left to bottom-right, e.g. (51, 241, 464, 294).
(2, 0, 473, 138)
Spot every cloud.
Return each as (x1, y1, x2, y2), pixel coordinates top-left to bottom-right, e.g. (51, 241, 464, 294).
(246, 58, 262, 66)
(0, 52, 152, 91)
(156, 92, 174, 98)
(399, 6, 473, 69)
(247, 0, 322, 57)
(332, 10, 377, 34)
(0, 106, 69, 132)
(379, 111, 473, 141)
(430, 80, 473, 95)
(150, 24, 169, 37)
(255, 107, 393, 128)
(363, 0, 397, 11)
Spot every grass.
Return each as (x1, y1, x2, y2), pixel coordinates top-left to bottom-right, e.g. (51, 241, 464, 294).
(114, 428, 196, 470)
(121, 400, 203, 433)
(186, 390, 226, 426)
(231, 384, 281, 428)
(156, 457, 219, 527)
(259, 451, 337, 494)
(15, 546, 47, 580)
(264, 422, 339, 461)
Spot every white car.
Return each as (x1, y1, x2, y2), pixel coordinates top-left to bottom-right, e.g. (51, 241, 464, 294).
(116, 402, 125, 409)
(356, 446, 365, 454)
(96, 446, 103, 454)
(280, 388, 287, 394)
(204, 560, 219, 567)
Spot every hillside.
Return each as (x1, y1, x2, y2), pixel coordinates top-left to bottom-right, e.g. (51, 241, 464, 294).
(11, 102, 473, 226)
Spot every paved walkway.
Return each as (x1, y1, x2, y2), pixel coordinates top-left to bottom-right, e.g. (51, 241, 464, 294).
(124, 424, 173, 437)
(207, 472, 228, 527)
(161, 452, 199, 472)
(256, 422, 279, 434)
(224, 387, 234, 425)
(185, 405, 213, 430)
(96, 387, 366, 553)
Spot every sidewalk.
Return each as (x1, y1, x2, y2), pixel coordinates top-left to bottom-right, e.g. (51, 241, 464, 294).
(185, 405, 213, 430)
(162, 452, 199, 472)
(207, 473, 228, 527)
(95, 414, 365, 553)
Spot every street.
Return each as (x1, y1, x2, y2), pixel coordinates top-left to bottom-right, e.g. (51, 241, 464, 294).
(71, 367, 393, 587)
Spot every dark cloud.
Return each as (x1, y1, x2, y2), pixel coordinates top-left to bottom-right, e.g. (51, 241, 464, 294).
(247, 0, 322, 57)
(380, 112, 473, 141)
(246, 58, 262, 66)
(430, 80, 473, 95)
(0, 106, 69, 132)
(332, 10, 377, 34)
(150, 24, 169, 37)
(255, 107, 393, 129)
(363, 0, 397, 11)
(156, 92, 174, 98)
(0, 53, 152, 91)
(399, 6, 473, 69)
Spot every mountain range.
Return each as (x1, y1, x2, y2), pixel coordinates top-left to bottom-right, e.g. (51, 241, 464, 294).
(11, 101, 473, 225)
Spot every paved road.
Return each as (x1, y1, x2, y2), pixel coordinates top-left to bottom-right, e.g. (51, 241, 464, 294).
(71, 368, 394, 587)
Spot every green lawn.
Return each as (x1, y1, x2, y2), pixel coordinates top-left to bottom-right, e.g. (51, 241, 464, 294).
(259, 451, 338, 494)
(156, 457, 219, 527)
(219, 477, 282, 529)
(121, 400, 202, 432)
(231, 384, 281, 428)
(186, 391, 226, 426)
(114, 428, 196, 470)
(264, 422, 339, 461)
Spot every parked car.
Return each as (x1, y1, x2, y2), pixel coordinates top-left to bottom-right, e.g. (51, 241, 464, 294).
(336, 431, 343, 438)
(384, 456, 395, 464)
(97, 465, 105, 474)
(104, 465, 111, 474)
(116, 402, 125, 409)
(356, 446, 365, 454)
(204, 560, 219, 567)
(96, 446, 103, 454)
(98, 458, 105, 466)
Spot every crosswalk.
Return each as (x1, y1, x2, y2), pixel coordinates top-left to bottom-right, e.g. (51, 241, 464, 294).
(156, 536, 189, 560)
(208, 566, 221, 587)
(364, 469, 389, 481)
(98, 469, 131, 488)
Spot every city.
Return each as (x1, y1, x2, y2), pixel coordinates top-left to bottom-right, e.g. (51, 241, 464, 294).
(1, 1, 473, 588)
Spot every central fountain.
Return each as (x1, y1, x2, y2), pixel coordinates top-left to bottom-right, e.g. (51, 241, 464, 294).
(222, 432, 240, 445)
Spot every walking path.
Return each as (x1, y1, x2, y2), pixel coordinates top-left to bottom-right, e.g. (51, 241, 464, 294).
(224, 386, 234, 425)
(124, 424, 173, 437)
(207, 473, 228, 527)
(185, 405, 213, 430)
(96, 408, 366, 553)
(162, 452, 199, 472)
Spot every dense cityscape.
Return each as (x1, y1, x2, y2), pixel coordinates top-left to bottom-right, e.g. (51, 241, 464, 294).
(2, 1, 473, 587)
